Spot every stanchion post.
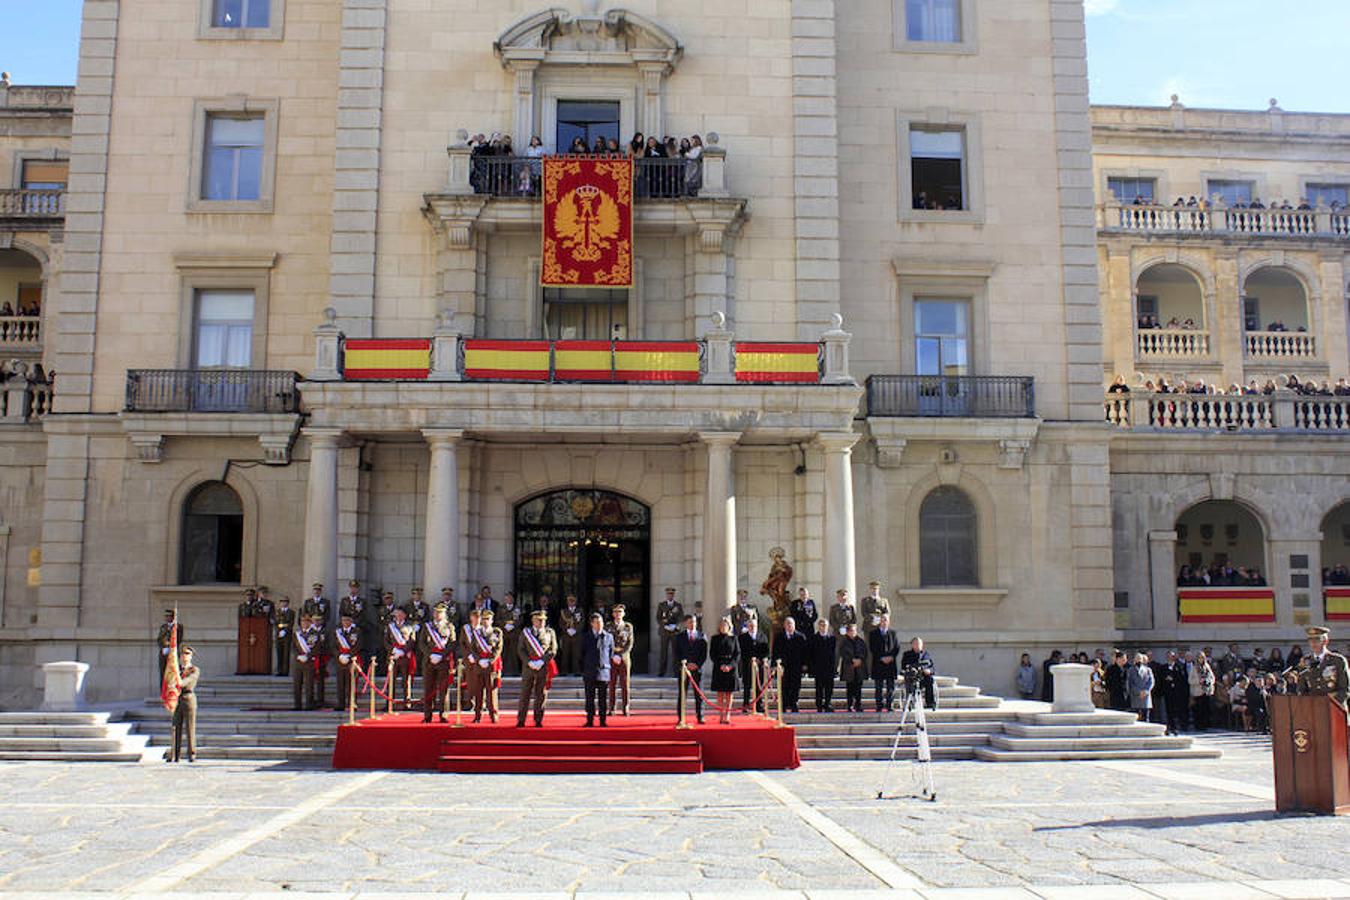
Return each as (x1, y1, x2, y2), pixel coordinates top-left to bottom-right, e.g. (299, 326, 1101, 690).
(748, 657, 759, 716)
(775, 661, 786, 728)
(386, 661, 394, 717)
(452, 659, 465, 728)
(367, 658, 376, 720)
(347, 661, 355, 725)
(676, 658, 690, 729)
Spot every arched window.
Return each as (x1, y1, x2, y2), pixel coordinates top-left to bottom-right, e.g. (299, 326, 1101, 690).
(919, 486, 978, 587)
(179, 481, 243, 584)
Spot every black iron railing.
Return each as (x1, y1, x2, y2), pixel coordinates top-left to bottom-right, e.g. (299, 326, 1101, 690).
(866, 375, 1036, 418)
(469, 155, 703, 200)
(125, 369, 300, 414)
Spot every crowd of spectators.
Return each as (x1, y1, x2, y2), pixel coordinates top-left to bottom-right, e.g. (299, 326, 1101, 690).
(1176, 561, 1267, 587)
(1136, 314, 1200, 330)
(466, 131, 706, 198)
(1018, 643, 1339, 735)
(1129, 194, 1345, 212)
(1106, 373, 1350, 397)
(0, 300, 39, 318)
(1324, 564, 1350, 585)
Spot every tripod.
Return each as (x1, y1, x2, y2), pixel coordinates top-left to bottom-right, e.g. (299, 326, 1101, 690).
(876, 677, 937, 802)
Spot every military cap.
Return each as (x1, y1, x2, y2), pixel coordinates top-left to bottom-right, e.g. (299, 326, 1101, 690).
(868, 580, 882, 587)
(665, 586, 676, 593)
(531, 609, 547, 620)
(163, 609, 175, 616)
(382, 591, 395, 600)
(348, 579, 360, 587)
(179, 644, 195, 654)
(1307, 626, 1332, 639)
(312, 582, 324, 590)
(411, 587, 423, 594)
(340, 611, 353, 620)
(613, 603, 625, 613)
(440, 587, 453, 594)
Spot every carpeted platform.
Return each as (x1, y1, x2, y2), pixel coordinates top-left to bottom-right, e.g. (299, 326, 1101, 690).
(331, 712, 799, 773)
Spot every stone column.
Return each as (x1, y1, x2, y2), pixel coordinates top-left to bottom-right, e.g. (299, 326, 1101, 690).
(699, 432, 740, 626)
(302, 429, 343, 604)
(1148, 530, 1178, 632)
(423, 429, 463, 597)
(817, 432, 859, 602)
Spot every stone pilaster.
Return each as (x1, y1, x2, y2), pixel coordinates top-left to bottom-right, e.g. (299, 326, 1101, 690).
(1065, 432, 1115, 633)
(699, 432, 740, 627)
(302, 429, 343, 607)
(791, 0, 842, 339)
(1148, 530, 1178, 632)
(422, 429, 463, 598)
(329, 0, 388, 336)
(1049, 0, 1105, 421)
(816, 431, 858, 601)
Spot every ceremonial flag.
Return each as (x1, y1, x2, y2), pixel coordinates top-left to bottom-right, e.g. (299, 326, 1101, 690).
(160, 610, 181, 714)
(1177, 587, 1275, 623)
(1326, 587, 1350, 621)
(734, 342, 821, 384)
(343, 339, 431, 380)
(541, 156, 633, 288)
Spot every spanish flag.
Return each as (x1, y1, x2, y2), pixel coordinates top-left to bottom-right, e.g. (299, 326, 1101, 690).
(1326, 587, 1350, 621)
(1178, 588, 1275, 623)
(554, 340, 614, 381)
(462, 340, 551, 381)
(344, 339, 431, 380)
(614, 342, 700, 383)
(734, 342, 820, 384)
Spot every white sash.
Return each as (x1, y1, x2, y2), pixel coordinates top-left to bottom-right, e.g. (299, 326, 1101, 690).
(427, 625, 449, 651)
(294, 631, 311, 656)
(336, 630, 353, 652)
(522, 628, 545, 658)
(388, 621, 407, 648)
(472, 627, 492, 655)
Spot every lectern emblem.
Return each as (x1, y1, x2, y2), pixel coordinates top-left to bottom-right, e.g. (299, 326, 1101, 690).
(1293, 729, 1310, 753)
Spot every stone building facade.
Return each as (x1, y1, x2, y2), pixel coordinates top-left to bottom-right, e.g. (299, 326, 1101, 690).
(0, 0, 1343, 706)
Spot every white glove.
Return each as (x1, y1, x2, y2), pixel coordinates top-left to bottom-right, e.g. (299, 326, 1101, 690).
(664, 624, 676, 632)
(161, 648, 170, 656)
(566, 628, 576, 636)
(479, 659, 490, 669)
(505, 623, 514, 631)
(612, 655, 622, 665)
(392, 649, 404, 659)
(529, 659, 544, 671)
(297, 655, 308, 663)
(339, 654, 351, 665)
(430, 653, 443, 665)
(871, 615, 881, 625)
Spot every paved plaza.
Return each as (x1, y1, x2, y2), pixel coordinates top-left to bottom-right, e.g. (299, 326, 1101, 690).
(1, 733, 1349, 898)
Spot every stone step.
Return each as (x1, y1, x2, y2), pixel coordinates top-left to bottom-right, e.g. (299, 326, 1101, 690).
(0, 750, 148, 763)
(785, 709, 1015, 725)
(798, 746, 974, 761)
(1014, 711, 1144, 726)
(165, 746, 332, 761)
(1002, 722, 1169, 738)
(987, 734, 1196, 752)
(129, 721, 343, 736)
(141, 733, 334, 748)
(0, 735, 150, 753)
(797, 733, 991, 748)
(791, 721, 1006, 736)
(0, 723, 136, 738)
(974, 746, 1223, 762)
(0, 712, 112, 726)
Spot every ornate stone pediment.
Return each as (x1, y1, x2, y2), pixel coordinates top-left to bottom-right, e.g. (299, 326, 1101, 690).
(495, 6, 683, 71)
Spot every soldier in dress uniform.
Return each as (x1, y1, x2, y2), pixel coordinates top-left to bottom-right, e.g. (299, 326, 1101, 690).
(292, 612, 318, 710)
(789, 587, 819, 634)
(418, 604, 456, 723)
(656, 587, 684, 676)
(860, 581, 890, 640)
(558, 594, 585, 675)
(307, 611, 330, 707)
(255, 585, 276, 622)
(828, 589, 858, 637)
(458, 607, 481, 710)
(169, 645, 199, 763)
(516, 609, 558, 727)
(438, 587, 461, 632)
(731, 589, 761, 636)
(468, 609, 503, 722)
(303, 582, 331, 626)
(156, 610, 184, 682)
(1295, 626, 1350, 709)
(272, 595, 295, 677)
(606, 603, 635, 716)
(497, 591, 523, 675)
(405, 587, 431, 625)
(238, 587, 260, 618)
(332, 612, 363, 712)
(384, 605, 417, 707)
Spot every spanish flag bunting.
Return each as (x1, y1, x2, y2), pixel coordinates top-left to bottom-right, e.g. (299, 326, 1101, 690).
(1177, 588, 1275, 623)
(734, 342, 821, 384)
(1326, 587, 1350, 621)
(614, 341, 700, 383)
(553, 340, 614, 381)
(462, 339, 551, 381)
(343, 339, 431, 380)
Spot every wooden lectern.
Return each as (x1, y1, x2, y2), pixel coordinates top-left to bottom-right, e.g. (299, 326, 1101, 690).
(1269, 694, 1350, 815)
(236, 616, 272, 675)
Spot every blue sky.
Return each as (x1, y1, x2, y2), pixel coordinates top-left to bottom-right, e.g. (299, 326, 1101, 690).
(3, 1, 1350, 113)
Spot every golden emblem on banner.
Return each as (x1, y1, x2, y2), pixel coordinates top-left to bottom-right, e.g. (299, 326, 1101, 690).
(554, 184, 621, 263)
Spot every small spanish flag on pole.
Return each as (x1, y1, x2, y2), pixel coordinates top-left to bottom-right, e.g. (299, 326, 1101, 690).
(161, 608, 182, 714)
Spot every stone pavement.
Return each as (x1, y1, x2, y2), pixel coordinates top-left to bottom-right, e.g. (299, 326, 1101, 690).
(1, 733, 1348, 898)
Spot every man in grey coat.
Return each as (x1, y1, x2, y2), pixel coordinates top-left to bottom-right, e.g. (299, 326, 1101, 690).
(1126, 652, 1155, 721)
(580, 612, 614, 727)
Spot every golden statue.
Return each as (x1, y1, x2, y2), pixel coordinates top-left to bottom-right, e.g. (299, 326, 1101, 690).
(759, 546, 793, 631)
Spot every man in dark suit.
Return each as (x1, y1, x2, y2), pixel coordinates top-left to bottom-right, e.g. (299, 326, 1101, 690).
(772, 616, 809, 713)
(837, 623, 868, 712)
(869, 614, 901, 712)
(1163, 650, 1189, 734)
(673, 614, 708, 724)
(899, 635, 937, 710)
(1105, 649, 1129, 710)
(807, 619, 837, 712)
(580, 612, 614, 727)
(737, 616, 770, 713)
(1041, 649, 1062, 702)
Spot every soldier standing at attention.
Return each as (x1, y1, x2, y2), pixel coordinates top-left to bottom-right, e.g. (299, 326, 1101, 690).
(272, 596, 295, 677)
(303, 582, 330, 627)
(418, 604, 456, 723)
(606, 603, 634, 716)
(255, 585, 276, 623)
(385, 605, 417, 707)
(1296, 626, 1350, 709)
(472, 610, 504, 722)
(517, 609, 558, 727)
(169, 645, 199, 763)
(828, 589, 857, 638)
(341, 580, 377, 675)
(656, 587, 683, 676)
(558, 594, 584, 675)
(497, 591, 523, 675)
(789, 586, 819, 635)
(333, 612, 363, 712)
(406, 587, 430, 625)
(156, 609, 183, 682)
(731, 589, 760, 636)
(438, 587, 461, 632)
(860, 581, 890, 641)
(459, 607, 481, 712)
(307, 609, 331, 708)
(292, 612, 317, 710)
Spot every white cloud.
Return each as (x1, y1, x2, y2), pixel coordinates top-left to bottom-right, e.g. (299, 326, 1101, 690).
(1084, 0, 1120, 15)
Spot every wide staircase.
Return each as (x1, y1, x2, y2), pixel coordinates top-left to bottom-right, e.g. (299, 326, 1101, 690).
(0, 711, 150, 762)
(118, 671, 1219, 765)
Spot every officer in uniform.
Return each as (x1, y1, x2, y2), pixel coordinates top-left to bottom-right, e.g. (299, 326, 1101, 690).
(405, 587, 431, 625)
(272, 595, 295, 677)
(606, 603, 635, 716)
(731, 589, 761, 637)
(558, 594, 584, 676)
(470, 609, 503, 722)
(303, 582, 330, 627)
(1295, 625, 1350, 709)
(497, 591, 524, 675)
(656, 587, 684, 676)
(255, 585, 276, 622)
(828, 589, 857, 637)
(438, 587, 461, 631)
(169, 645, 199, 763)
(789, 587, 819, 635)
(860, 581, 890, 641)
(308, 611, 330, 707)
(156, 610, 184, 682)
(418, 604, 456, 723)
(292, 612, 318, 710)
(516, 609, 558, 727)
(459, 607, 481, 711)
(332, 611, 363, 712)
(384, 604, 417, 706)
(238, 587, 260, 618)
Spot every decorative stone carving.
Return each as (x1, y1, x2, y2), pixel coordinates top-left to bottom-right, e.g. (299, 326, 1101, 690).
(130, 433, 164, 463)
(998, 439, 1031, 470)
(310, 307, 343, 382)
(258, 433, 295, 466)
(874, 437, 908, 469)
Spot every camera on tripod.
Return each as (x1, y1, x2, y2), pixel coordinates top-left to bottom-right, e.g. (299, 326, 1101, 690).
(901, 664, 926, 691)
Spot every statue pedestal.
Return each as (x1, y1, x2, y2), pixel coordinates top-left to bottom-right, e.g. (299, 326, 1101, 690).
(1050, 662, 1095, 713)
(40, 661, 90, 711)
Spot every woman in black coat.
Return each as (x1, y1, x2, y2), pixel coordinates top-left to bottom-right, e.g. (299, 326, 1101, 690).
(709, 617, 740, 724)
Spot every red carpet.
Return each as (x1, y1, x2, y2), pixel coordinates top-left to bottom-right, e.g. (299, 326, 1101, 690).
(331, 712, 799, 773)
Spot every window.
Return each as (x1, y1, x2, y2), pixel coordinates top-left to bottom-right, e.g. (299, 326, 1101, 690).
(555, 101, 620, 153)
(212, 0, 268, 28)
(1243, 297, 1260, 332)
(543, 288, 628, 340)
(194, 290, 254, 368)
(915, 299, 969, 376)
(910, 128, 966, 211)
(906, 0, 960, 42)
(198, 0, 283, 39)
(919, 487, 978, 587)
(17, 284, 41, 317)
(1136, 295, 1158, 321)
(202, 115, 264, 202)
(1107, 176, 1155, 204)
(180, 481, 244, 585)
(20, 160, 67, 191)
(1307, 182, 1349, 208)
(1207, 179, 1254, 206)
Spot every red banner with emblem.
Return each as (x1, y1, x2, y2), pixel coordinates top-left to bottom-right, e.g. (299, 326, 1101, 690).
(541, 156, 634, 288)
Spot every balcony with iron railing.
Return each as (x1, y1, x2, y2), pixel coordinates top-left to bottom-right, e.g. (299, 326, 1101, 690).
(466, 155, 702, 200)
(124, 369, 301, 414)
(1099, 200, 1350, 240)
(0, 189, 64, 220)
(865, 375, 1037, 418)
(1104, 390, 1350, 432)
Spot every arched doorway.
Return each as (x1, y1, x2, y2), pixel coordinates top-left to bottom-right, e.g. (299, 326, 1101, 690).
(1175, 500, 1267, 582)
(179, 481, 244, 584)
(1242, 267, 1312, 358)
(514, 488, 651, 668)
(1135, 263, 1205, 330)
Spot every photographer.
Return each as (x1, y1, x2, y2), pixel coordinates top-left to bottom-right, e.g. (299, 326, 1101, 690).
(900, 636, 938, 711)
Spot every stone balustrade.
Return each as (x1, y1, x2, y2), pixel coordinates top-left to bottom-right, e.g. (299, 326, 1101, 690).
(1137, 328, 1208, 359)
(1100, 201, 1347, 240)
(1, 380, 51, 422)
(1245, 330, 1315, 359)
(0, 189, 64, 218)
(0, 316, 41, 347)
(1104, 390, 1350, 432)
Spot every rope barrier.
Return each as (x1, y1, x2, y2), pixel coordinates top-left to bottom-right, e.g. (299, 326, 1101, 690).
(352, 658, 396, 702)
(684, 662, 780, 715)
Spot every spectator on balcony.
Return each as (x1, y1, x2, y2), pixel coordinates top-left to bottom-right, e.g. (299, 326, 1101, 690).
(1131, 193, 1148, 206)
(1186, 379, 1208, 395)
(606, 137, 621, 156)
(1266, 319, 1287, 332)
(0, 303, 11, 317)
(1107, 375, 1130, 394)
(664, 136, 679, 158)
(1298, 198, 1313, 211)
(1326, 565, 1350, 585)
(1176, 565, 1203, 587)
(644, 135, 665, 158)
(628, 132, 645, 157)
(1250, 197, 1266, 210)
(568, 136, 588, 155)
(1268, 647, 1284, 673)
(590, 135, 606, 154)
